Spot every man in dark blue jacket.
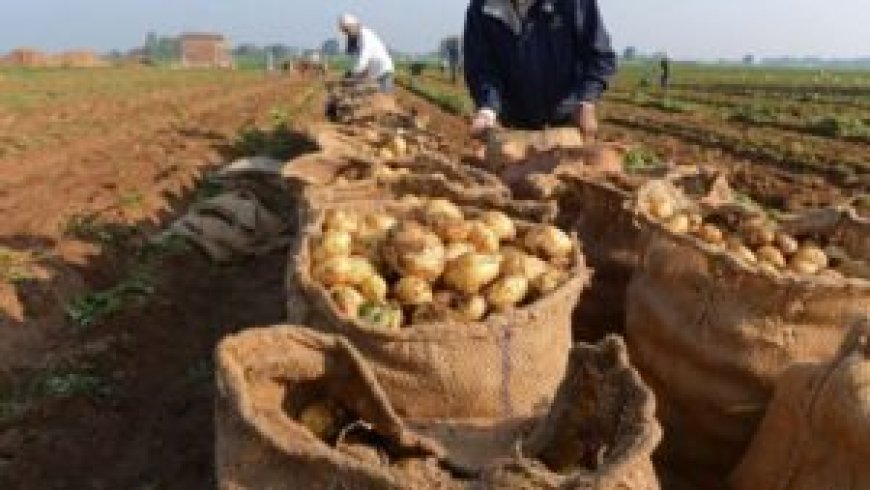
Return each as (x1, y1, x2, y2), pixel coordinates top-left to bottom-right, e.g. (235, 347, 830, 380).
(464, 0, 617, 136)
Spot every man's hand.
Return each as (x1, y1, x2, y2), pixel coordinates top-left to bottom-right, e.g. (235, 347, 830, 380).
(574, 103, 598, 139)
(471, 108, 498, 137)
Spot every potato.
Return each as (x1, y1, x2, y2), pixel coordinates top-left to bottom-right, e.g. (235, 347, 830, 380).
(664, 213, 690, 234)
(793, 244, 828, 270)
(757, 246, 787, 269)
(530, 268, 568, 297)
(389, 135, 408, 156)
(315, 256, 375, 287)
(394, 276, 434, 306)
(480, 211, 517, 242)
(687, 212, 704, 233)
(358, 274, 388, 302)
(383, 222, 446, 281)
(359, 303, 404, 330)
(486, 275, 529, 310)
(500, 249, 548, 280)
(758, 261, 781, 276)
(445, 242, 476, 261)
(431, 218, 472, 243)
(400, 195, 425, 208)
(443, 253, 502, 295)
(467, 221, 501, 254)
(377, 147, 396, 160)
(741, 218, 776, 247)
(789, 259, 821, 276)
(360, 213, 398, 236)
(323, 209, 360, 234)
(421, 199, 464, 223)
(523, 225, 574, 259)
(648, 198, 675, 221)
(457, 295, 487, 321)
(313, 230, 353, 262)
(298, 401, 341, 441)
(330, 286, 365, 317)
(775, 232, 799, 256)
(726, 239, 758, 264)
(697, 224, 725, 245)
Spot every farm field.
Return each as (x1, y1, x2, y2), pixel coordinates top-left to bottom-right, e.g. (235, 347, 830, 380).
(0, 63, 868, 489)
(401, 64, 870, 215)
(0, 67, 323, 488)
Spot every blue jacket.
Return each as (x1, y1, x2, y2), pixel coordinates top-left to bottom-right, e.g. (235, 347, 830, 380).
(464, 0, 617, 129)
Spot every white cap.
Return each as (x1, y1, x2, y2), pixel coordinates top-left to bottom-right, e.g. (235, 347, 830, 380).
(338, 13, 360, 31)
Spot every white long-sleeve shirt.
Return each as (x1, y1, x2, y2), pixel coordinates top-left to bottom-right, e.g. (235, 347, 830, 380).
(351, 27, 394, 79)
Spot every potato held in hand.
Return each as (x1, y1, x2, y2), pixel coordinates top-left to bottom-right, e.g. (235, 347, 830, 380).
(443, 253, 502, 295)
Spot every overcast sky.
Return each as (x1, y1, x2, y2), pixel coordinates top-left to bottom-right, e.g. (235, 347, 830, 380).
(1, 0, 869, 59)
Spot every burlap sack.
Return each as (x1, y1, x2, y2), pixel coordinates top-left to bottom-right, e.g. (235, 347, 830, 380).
(216, 327, 662, 489)
(731, 319, 870, 490)
(626, 206, 870, 484)
(290, 199, 591, 420)
(478, 335, 662, 490)
(215, 326, 453, 490)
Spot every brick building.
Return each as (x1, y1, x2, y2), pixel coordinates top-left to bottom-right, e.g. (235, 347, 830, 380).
(180, 33, 233, 69)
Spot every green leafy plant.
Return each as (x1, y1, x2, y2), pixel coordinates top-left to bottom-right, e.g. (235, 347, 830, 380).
(65, 270, 155, 328)
(622, 146, 662, 173)
(40, 372, 112, 398)
(729, 104, 778, 124)
(0, 247, 33, 283)
(62, 213, 135, 247)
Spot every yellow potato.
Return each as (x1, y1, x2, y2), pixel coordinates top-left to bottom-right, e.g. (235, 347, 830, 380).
(687, 212, 704, 233)
(648, 198, 675, 221)
(358, 274, 388, 302)
(457, 295, 487, 321)
(389, 135, 408, 156)
(726, 239, 758, 264)
(664, 214, 690, 234)
(443, 253, 502, 295)
(298, 401, 341, 441)
(530, 268, 568, 297)
(757, 246, 787, 269)
(740, 218, 776, 247)
(486, 275, 529, 310)
(313, 230, 353, 262)
(323, 209, 360, 234)
(330, 286, 365, 317)
(480, 211, 517, 242)
(315, 256, 375, 287)
(431, 218, 472, 244)
(775, 232, 799, 256)
(697, 224, 725, 245)
(445, 242, 476, 261)
(789, 259, 821, 276)
(500, 249, 548, 280)
(523, 225, 574, 259)
(793, 244, 829, 269)
(421, 198, 464, 223)
(394, 276, 434, 306)
(467, 221, 501, 254)
(383, 222, 446, 281)
(758, 260, 781, 276)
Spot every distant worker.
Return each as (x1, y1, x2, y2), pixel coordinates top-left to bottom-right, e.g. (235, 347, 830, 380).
(660, 55, 671, 89)
(446, 40, 461, 84)
(338, 14, 395, 93)
(464, 0, 617, 136)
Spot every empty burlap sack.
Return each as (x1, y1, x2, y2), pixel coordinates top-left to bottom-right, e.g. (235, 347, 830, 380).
(626, 206, 870, 484)
(731, 319, 870, 490)
(289, 199, 591, 420)
(478, 335, 662, 490)
(167, 189, 290, 263)
(217, 327, 661, 489)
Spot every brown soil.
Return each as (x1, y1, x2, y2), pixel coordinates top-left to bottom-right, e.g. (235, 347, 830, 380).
(0, 73, 322, 488)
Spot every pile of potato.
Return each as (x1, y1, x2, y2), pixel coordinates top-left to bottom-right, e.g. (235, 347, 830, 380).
(645, 190, 869, 280)
(309, 198, 576, 329)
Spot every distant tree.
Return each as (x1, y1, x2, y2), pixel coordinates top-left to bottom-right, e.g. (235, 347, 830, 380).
(233, 43, 263, 57)
(322, 38, 341, 57)
(743, 54, 756, 65)
(623, 46, 638, 60)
